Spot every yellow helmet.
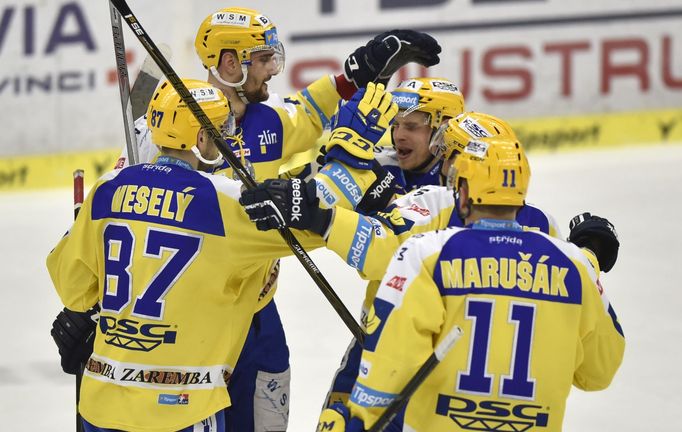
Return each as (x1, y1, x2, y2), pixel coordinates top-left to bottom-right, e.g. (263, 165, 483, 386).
(429, 111, 518, 160)
(451, 136, 530, 207)
(147, 79, 230, 151)
(391, 77, 465, 129)
(194, 8, 284, 74)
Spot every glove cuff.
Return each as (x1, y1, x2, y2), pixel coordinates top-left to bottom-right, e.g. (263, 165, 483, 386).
(310, 208, 333, 237)
(334, 74, 358, 101)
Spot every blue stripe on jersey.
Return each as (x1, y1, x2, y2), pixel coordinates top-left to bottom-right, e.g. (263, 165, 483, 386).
(301, 88, 330, 128)
(350, 382, 398, 407)
(608, 303, 625, 337)
(347, 215, 373, 270)
(447, 203, 551, 234)
(433, 229, 582, 305)
(363, 298, 394, 352)
(240, 103, 284, 162)
(319, 161, 364, 206)
(92, 165, 225, 236)
(517, 204, 550, 234)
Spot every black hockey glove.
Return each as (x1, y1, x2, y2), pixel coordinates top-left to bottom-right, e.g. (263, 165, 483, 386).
(356, 160, 401, 215)
(51, 305, 99, 375)
(344, 30, 441, 89)
(568, 212, 620, 273)
(240, 178, 333, 236)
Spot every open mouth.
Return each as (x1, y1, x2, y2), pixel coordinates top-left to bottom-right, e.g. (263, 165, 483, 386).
(396, 147, 412, 160)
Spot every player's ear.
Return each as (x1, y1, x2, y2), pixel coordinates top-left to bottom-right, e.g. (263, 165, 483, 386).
(457, 180, 470, 216)
(218, 49, 240, 75)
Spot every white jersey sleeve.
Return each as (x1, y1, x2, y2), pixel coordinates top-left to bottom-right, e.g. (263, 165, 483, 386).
(114, 115, 160, 168)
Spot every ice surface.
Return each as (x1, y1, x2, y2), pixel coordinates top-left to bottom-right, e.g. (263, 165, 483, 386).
(2, 144, 681, 431)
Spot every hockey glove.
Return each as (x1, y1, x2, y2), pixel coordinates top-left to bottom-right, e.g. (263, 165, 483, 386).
(568, 212, 620, 273)
(240, 178, 333, 236)
(325, 82, 398, 166)
(356, 160, 401, 215)
(344, 30, 441, 89)
(317, 403, 350, 432)
(51, 305, 99, 375)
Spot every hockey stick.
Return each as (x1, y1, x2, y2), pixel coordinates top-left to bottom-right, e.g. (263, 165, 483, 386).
(108, 1, 139, 166)
(108, 0, 366, 344)
(130, 44, 171, 119)
(367, 325, 463, 432)
(73, 169, 85, 432)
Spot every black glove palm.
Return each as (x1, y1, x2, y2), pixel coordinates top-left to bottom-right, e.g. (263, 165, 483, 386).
(568, 212, 620, 273)
(51, 306, 99, 375)
(240, 178, 333, 236)
(344, 30, 441, 88)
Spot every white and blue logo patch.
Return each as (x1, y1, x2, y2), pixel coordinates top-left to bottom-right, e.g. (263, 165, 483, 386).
(315, 178, 339, 207)
(264, 28, 279, 46)
(350, 382, 396, 407)
(320, 162, 363, 206)
(391, 91, 419, 109)
(347, 216, 373, 270)
(158, 393, 189, 405)
(359, 360, 371, 378)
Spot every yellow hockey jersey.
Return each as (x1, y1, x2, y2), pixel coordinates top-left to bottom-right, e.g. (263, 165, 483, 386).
(347, 222, 625, 431)
(324, 185, 560, 313)
(117, 75, 346, 312)
(46, 162, 324, 432)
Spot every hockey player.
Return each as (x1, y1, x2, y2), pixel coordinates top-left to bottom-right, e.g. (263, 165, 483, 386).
(314, 136, 625, 431)
(48, 79, 400, 431)
(377, 77, 465, 191)
(57, 6, 436, 431)
(46, 78, 337, 432)
(239, 112, 620, 414)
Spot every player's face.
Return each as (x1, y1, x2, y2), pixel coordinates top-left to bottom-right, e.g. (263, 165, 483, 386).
(391, 111, 433, 171)
(242, 49, 281, 103)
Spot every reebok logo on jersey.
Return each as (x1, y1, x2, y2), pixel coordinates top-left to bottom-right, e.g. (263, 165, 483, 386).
(290, 178, 303, 222)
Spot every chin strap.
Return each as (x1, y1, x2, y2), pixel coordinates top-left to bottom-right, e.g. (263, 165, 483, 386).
(210, 65, 250, 104)
(191, 146, 223, 166)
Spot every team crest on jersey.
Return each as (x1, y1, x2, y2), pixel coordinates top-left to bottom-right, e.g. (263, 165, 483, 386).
(98, 316, 177, 352)
(436, 394, 550, 429)
(258, 129, 278, 154)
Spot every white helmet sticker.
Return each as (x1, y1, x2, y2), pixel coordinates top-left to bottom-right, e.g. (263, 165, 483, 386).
(190, 87, 222, 102)
(429, 80, 460, 94)
(255, 14, 271, 27)
(398, 79, 424, 91)
(459, 116, 493, 139)
(463, 140, 489, 158)
(211, 12, 251, 27)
